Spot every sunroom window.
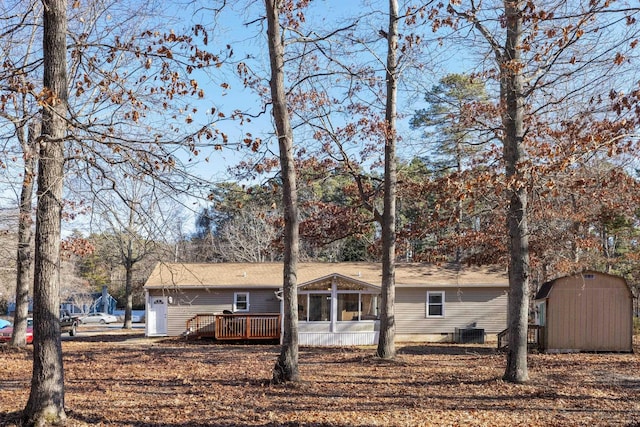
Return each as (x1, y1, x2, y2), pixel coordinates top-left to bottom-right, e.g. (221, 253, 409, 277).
(337, 293, 380, 320)
(298, 293, 331, 321)
(360, 294, 379, 320)
(299, 292, 379, 321)
(338, 293, 359, 321)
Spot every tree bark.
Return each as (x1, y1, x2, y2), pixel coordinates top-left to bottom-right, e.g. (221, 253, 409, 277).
(10, 121, 38, 347)
(265, 0, 300, 384)
(123, 202, 135, 330)
(501, 0, 530, 384)
(376, 0, 399, 360)
(22, 0, 68, 424)
(124, 259, 134, 329)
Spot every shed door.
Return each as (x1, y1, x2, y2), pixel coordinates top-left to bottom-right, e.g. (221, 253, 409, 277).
(536, 302, 546, 326)
(147, 296, 168, 336)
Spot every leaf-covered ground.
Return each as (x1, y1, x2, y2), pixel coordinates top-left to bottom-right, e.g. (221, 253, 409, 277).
(1, 332, 640, 426)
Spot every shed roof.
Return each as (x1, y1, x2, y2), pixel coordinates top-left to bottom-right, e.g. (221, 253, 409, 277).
(144, 262, 508, 290)
(534, 280, 555, 300)
(534, 270, 630, 300)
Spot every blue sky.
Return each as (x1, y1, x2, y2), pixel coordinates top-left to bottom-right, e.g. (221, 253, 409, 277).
(167, 1, 441, 176)
(100, 0, 470, 236)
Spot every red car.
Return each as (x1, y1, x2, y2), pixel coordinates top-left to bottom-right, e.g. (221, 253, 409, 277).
(0, 318, 33, 344)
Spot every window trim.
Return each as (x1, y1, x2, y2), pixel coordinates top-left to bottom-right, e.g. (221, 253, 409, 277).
(426, 291, 445, 318)
(233, 292, 250, 312)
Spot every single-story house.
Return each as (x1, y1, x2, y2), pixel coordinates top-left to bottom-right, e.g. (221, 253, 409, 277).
(144, 262, 509, 346)
(534, 271, 633, 353)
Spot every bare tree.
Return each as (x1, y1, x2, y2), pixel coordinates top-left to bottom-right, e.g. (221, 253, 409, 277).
(218, 206, 279, 262)
(0, 210, 19, 309)
(500, 0, 529, 384)
(0, 0, 221, 348)
(443, 0, 531, 384)
(376, 0, 400, 360)
(265, 0, 300, 384)
(88, 174, 175, 328)
(22, 0, 68, 423)
(0, 0, 43, 347)
(9, 120, 38, 347)
(444, 0, 640, 383)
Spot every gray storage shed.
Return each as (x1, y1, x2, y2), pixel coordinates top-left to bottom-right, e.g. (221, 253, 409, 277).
(534, 271, 633, 353)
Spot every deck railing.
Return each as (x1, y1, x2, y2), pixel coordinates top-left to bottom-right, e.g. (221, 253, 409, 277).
(497, 324, 543, 351)
(185, 313, 281, 341)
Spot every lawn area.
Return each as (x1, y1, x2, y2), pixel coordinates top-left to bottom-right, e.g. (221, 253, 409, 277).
(1, 332, 639, 426)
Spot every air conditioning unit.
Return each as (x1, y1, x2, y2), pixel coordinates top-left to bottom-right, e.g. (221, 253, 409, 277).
(454, 327, 485, 344)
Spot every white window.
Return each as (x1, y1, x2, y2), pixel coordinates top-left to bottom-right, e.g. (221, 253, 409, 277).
(426, 291, 445, 317)
(233, 292, 249, 312)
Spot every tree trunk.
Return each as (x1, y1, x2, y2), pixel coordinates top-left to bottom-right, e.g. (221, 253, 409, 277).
(265, 0, 300, 384)
(376, 0, 399, 360)
(455, 140, 463, 263)
(501, 0, 530, 384)
(570, 193, 580, 263)
(123, 261, 133, 329)
(123, 203, 135, 329)
(10, 121, 38, 347)
(22, 0, 68, 424)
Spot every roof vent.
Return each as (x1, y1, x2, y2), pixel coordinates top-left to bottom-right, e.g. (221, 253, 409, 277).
(243, 272, 247, 277)
(358, 272, 361, 277)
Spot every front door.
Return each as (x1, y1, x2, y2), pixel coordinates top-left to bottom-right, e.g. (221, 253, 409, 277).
(147, 296, 167, 336)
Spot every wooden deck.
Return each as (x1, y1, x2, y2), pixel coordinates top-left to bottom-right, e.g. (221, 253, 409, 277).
(497, 324, 543, 352)
(185, 313, 281, 341)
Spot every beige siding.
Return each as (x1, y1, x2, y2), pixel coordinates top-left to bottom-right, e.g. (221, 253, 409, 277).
(545, 273, 632, 352)
(395, 287, 508, 335)
(150, 289, 280, 336)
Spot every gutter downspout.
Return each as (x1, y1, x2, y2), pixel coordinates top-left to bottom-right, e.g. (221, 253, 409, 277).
(275, 289, 284, 345)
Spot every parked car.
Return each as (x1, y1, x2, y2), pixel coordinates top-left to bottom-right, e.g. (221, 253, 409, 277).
(112, 310, 145, 323)
(79, 312, 119, 324)
(0, 318, 33, 344)
(60, 310, 80, 336)
(0, 311, 80, 344)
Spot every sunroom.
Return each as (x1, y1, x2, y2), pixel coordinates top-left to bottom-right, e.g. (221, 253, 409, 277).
(297, 273, 381, 346)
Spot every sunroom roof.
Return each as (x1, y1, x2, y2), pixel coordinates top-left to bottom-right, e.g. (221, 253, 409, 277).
(298, 273, 380, 291)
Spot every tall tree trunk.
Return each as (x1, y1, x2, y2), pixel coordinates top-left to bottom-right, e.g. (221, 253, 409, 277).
(23, 0, 68, 424)
(265, 0, 300, 384)
(123, 202, 135, 329)
(501, 0, 530, 384)
(455, 140, 463, 263)
(570, 193, 580, 263)
(10, 121, 38, 347)
(124, 259, 134, 329)
(376, 0, 399, 360)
